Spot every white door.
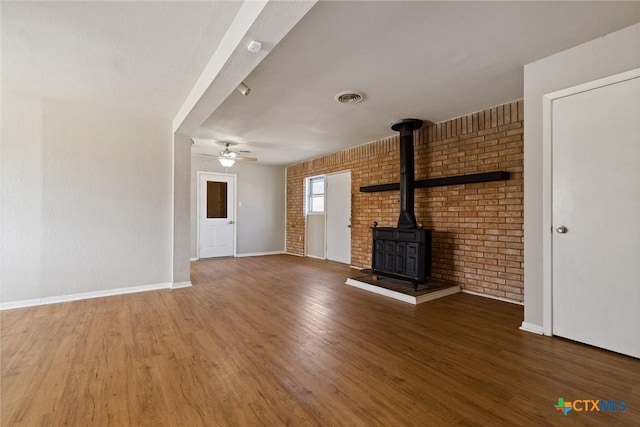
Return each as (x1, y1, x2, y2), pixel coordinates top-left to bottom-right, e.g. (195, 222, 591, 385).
(552, 75, 640, 358)
(326, 171, 351, 264)
(198, 173, 235, 258)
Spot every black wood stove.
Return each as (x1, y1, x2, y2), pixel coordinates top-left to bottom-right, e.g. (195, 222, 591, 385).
(371, 119, 432, 289)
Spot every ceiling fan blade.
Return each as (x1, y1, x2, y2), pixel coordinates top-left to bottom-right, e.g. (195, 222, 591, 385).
(197, 153, 221, 158)
(236, 156, 257, 162)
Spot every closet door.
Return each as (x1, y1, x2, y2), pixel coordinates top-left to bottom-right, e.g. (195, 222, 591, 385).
(551, 75, 640, 358)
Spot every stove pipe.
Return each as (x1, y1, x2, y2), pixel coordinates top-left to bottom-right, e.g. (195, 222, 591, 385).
(391, 118, 423, 229)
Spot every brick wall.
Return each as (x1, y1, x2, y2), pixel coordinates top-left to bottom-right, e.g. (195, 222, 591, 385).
(286, 100, 524, 302)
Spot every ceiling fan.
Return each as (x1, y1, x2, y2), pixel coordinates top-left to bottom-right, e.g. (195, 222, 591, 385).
(196, 141, 257, 167)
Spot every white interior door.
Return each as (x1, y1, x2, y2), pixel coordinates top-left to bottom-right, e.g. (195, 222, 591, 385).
(552, 75, 640, 358)
(305, 214, 325, 259)
(326, 171, 351, 264)
(198, 173, 235, 258)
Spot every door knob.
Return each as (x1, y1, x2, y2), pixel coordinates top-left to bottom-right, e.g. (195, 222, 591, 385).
(228, 220, 234, 225)
(555, 225, 568, 234)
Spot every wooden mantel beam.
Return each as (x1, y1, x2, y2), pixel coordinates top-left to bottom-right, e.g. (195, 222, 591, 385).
(359, 171, 510, 193)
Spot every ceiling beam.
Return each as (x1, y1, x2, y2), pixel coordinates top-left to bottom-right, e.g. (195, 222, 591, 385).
(172, 0, 317, 136)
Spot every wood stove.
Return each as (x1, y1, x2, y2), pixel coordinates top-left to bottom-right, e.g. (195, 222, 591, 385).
(371, 118, 432, 289)
(372, 226, 432, 287)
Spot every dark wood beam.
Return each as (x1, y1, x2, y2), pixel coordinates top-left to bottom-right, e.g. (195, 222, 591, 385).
(359, 182, 400, 193)
(359, 171, 510, 193)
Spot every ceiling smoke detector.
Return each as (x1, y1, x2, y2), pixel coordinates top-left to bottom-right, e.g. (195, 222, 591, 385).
(335, 90, 364, 104)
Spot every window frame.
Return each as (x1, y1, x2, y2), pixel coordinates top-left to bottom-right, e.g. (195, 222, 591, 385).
(306, 175, 325, 215)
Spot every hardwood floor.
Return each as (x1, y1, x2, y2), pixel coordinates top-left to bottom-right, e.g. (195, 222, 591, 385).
(2, 255, 639, 426)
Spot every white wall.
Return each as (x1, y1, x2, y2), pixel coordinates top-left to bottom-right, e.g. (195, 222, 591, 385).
(523, 23, 640, 328)
(190, 156, 285, 257)
(173, 134, 192, 284)
(1, 91, 173, 303)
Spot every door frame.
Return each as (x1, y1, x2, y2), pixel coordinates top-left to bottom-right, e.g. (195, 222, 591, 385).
(196, 171, 237, 259)
(303, 170, 352, 261)
(325, 170, 352, 265)
(304, 174, 327, 260)
(541, 68, 640, 335)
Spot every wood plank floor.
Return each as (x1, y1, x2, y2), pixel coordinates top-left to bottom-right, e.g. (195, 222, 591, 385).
(2, 255, 639, 426)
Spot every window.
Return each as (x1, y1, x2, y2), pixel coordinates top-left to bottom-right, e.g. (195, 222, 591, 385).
(206, 181, 228, 218)
(307, 176, 325, 213)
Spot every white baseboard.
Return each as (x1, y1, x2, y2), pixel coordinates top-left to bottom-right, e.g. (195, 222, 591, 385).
(235, 251, 285, 258)
(461, 289, 524, 305)
(0, 282, 173, 311)
(171, 281, 192, 289)
(520, 322, 545, 335)
(190, 257, 199, 262)
(284, 252, 304, 257)
(305, 254, 326, 260)
(0, 298, 43, 311)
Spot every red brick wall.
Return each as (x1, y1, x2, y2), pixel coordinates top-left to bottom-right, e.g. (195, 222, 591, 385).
(286, 101, 523, 302)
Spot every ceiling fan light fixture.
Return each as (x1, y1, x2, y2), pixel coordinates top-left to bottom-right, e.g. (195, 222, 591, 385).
(219, 157, 235, 167)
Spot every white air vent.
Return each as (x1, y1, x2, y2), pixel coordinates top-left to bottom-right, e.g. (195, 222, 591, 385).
(335, 91, 364, 104)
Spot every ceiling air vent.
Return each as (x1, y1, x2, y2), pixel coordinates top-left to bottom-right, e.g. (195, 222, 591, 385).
(335, 90, 364, 104)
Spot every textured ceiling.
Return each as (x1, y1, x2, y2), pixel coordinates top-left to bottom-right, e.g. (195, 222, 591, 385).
(2, 1, 242, 119)
(194, 1, 640, 165)
(4, 1, 638, 166)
